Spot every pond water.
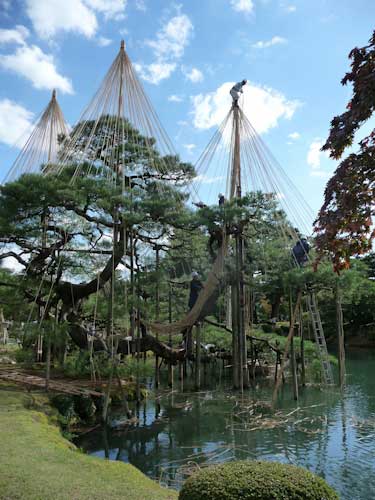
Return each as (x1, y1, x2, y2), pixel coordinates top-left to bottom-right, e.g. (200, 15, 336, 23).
(76, 350, 375, 499)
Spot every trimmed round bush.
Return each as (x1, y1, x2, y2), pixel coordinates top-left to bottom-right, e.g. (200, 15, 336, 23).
(179, 460, 338, 500)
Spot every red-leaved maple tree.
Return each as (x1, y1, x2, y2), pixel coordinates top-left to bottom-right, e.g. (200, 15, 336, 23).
(314, 29, 375, 272)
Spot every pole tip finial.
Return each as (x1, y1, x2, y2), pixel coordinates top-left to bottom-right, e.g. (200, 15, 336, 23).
(52, 89, 56, 99)
(120, 40, 125, 49)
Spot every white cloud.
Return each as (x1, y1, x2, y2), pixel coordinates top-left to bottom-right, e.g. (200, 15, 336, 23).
(307, 138, 332, 178)
(0, 99, 34, 147)
(0, 44, 73, 94)
(288, 131, 300, 140)
(184, 143, 196, 152)
(177, 120, 188, 126)
(0, 25, 30, 45)
(252, 36, 287, 49)
(191, 81, 300, 134)
(85, 0, 127, 20)
(230, 0, 254, 14)
(310, 170, 330, 179)
(136, 13, 193, 85)
(168, 94, 183, 102)
(25, 0, 127, 40)
(280, 2, 296, 12)
(134, 62, 176, 85)
(25, 0, 98, 39)
(134, 0, 146, 11)
(195, 174, 226, 184)
(184, 67, 204, 83)
(97, 36, 112, 46)
(307, 138, 325, 169)
(145, 14, 193, 60)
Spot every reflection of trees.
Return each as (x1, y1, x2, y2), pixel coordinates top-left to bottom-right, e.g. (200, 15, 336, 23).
(76, 358, 375, 497)
(78, 391, 335, 480)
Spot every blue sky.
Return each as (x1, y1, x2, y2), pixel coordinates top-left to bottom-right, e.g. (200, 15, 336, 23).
(0, 0, 374, 220)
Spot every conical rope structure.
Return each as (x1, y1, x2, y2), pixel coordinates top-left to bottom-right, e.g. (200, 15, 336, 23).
(49, 40, 192, 192)
(192, 104, 314, 241)
(148, 101, 316, 336)
(4, 90, 69, 183)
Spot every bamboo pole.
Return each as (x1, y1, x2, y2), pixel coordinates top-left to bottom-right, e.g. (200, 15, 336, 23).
(136, 267, 141, 403)
(290, 328, 299, 401)
(0, 309, 8, 345)
(168, 283, 173, 388)
(335, 281, 346, 387)
(154, 245, 160, 388)
(195, 323, 201, 390)
(299, 304, 306, 387)
(231, 279, 239, 388)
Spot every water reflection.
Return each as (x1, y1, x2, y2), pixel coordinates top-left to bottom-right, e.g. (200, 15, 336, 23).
(76, 351, 375, 499)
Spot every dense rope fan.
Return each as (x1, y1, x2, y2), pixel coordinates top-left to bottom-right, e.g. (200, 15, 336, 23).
(191, 103, 315, 240)
(50, 41, 185, 188)
(4, 90, 69, 182)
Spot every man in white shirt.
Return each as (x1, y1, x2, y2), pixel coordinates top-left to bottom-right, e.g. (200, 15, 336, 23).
(230, 80, 247, 104)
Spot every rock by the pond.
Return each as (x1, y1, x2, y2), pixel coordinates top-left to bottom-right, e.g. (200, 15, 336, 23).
(0, 356, 16, 365)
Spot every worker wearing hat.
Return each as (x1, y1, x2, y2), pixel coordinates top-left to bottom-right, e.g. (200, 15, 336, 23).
(188, 272, 203, 310)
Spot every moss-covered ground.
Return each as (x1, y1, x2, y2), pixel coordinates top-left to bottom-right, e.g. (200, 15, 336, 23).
(0, 385, 177, 500)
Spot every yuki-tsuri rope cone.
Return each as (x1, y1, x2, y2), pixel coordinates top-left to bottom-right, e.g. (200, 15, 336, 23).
(4, 89, 69, 182)
(50, 40, 178, 185)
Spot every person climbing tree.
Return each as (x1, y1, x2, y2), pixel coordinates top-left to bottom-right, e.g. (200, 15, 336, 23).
(208, 227, 224, 261)
(188, 272, 203, 310)
(230, 80, 247, 105)
(291, 238, 310, 267)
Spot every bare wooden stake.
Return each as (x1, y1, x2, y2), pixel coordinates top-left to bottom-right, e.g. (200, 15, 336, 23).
(290, 329, 299, 401)
(272, 289, 302, 407)
(335, 281, 346, 387)
(195, 323, 201, 390)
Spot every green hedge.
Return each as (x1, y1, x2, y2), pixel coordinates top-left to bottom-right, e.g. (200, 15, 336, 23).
(179, 460, 338, 500)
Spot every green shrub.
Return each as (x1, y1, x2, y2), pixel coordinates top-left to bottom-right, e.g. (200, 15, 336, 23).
(63, 350, 154, 379)
(179, 460, 338, 500)
(14, 348, 34, 366)
(73, 395, 96, 421)
(50, 394, 97, 427)
(261, 324, 273, 333)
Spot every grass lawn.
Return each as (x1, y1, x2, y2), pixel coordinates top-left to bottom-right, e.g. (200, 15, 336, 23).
(0, 386, 177, 500)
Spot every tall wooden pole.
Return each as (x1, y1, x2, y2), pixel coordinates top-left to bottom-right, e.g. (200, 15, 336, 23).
(168, 282, 173, 388)
(154, 245, 160, 388)
(335, 280, 346, 387)
(195, 323, 201, 390)
(272, 290, 302, 406)
(290, 326, 299, 401)
(299, 304, 306, 387)
(231, 103, 249, 390)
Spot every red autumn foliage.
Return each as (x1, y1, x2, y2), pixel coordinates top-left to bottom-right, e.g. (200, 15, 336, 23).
(314, 30, 375, 272)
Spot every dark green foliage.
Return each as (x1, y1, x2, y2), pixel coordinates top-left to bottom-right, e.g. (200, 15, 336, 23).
(179, 460, 338, 500)
(50, 394, 75, 417)
(14, 348, 34, 366)
(73, 395, 96, 421)
(261, 324, 273, 333)
(50, 393, 97, 426)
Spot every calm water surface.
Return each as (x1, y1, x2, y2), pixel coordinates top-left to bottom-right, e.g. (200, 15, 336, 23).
(76, 350, 375, 499)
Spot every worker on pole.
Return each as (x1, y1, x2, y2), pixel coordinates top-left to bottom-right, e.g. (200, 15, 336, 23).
(230, 80, 247, 105)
